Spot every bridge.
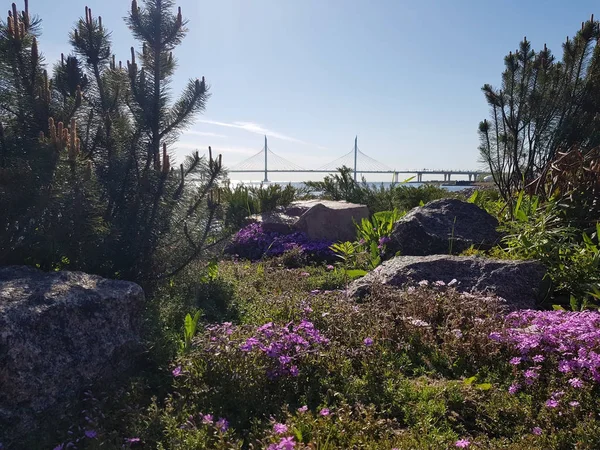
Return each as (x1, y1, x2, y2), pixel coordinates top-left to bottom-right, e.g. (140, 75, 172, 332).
(228, 136, 484, 183)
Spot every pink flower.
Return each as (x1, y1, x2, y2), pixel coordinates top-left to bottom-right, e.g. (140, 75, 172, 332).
(569, 401, 580, 407)
(455, 439, 470, 448)
(273, 423, 288, 434)
(568, 377, 583, 388)
(532, 427, 542, 435)
(297, 405, 308, 413)
(300, 272, 310, 277)
(125, 437, 141, 443)
(319, 408, 330, 416)
(509, 357, 522, 365)
(545, 399, 559, 408)
(172, 366, 182, 377)
(326, 265, 334, 271)
(532, 354, 545, 362)
(508, 383, 520, 395)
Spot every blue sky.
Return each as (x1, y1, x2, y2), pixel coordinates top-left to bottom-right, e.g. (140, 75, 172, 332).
(31, 0, 598, 181)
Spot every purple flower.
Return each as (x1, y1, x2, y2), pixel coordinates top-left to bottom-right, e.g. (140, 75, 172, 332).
(532, 354, 545, 363)
(241, 337, 260, 352)
(216, 417, 229, 432)
(363, 337, 374, 347)
(378, 236, 391, 246)
(278, 437, 296, 450)
(508, 383, 520, 395)
(84, 430, 97, 439)
(273, 423, 288, 434)
(523, 369, 539, 379)
(488, 332, 502, 341)
(545, 399, 559, 408)
(568, 377, 584, 388)
(569, 401, 580, 407)
(172, 366, 182, 377)
(202, 414, 214, 424)
(326, 265, 334, 270)
(558, 360, 572, 373)
(452, 329, 463, 338)
(455, 439, 470, 448)
(532, 427, 542, 435)
(510, 357, 522, 365)
(319, 408, 330, 416)
(297, 405, 308, 413)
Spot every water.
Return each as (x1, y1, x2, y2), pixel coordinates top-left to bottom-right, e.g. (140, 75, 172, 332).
(229, 180, 472, 192)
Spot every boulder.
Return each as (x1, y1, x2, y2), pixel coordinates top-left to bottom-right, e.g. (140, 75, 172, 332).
(245, 200, 369, 242)
(0, 266, 144, 443)
(386, 199, 501, 257)
(244, 209, 298, 234)
(348, 255, 547, 310)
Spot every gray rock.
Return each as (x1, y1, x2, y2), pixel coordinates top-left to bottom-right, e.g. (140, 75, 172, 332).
(245, 200, 369, 243)
(386, 199, 501, 257)
(0, 266, 144, 443)
(348, 255, 547, 310)
(293, 200, 369, 242)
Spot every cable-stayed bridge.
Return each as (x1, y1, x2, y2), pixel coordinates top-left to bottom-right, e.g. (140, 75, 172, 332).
(228, 136, 484, 183)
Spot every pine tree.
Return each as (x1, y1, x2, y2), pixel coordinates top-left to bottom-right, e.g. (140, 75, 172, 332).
(0, 0, 226, 283)
(478, 16, 600, 201)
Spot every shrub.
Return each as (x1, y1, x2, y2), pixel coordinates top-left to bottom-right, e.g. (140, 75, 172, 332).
(532, 146, 600, 229)
(221, 183, 299, 229)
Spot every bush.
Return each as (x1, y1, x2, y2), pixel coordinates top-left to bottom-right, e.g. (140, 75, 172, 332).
(221, 183, 298, 229)
(304, 167, 455, 214)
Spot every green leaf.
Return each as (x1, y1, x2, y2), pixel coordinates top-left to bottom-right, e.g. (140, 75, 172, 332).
(552, 304, 566, 311)
(475, 383, 492, 391)
(464, 376, 478, 385)
(467, 190, 479, 204)
(345, 269, 368, 280)
(184, 313, 194, 338)
(293, 428, 303, 442)
(570, 295, 580, 312)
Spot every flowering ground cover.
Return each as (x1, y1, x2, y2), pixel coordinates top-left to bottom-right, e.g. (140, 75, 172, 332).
(37, 261, 600, 450)
(224, 223, 335, 262)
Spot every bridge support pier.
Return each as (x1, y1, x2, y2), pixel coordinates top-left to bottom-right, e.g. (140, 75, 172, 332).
(392, 172, 399, 183)
(417, 172, 423, 183)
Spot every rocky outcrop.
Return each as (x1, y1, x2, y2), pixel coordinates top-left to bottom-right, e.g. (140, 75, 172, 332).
(0, 266, 145, 443)
(348, 255, 547, 310)
(245, 200, 369, 243)
(386, 199, 501, 257)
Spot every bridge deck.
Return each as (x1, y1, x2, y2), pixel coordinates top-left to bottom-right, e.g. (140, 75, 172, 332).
(228, 169, 484, 174)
